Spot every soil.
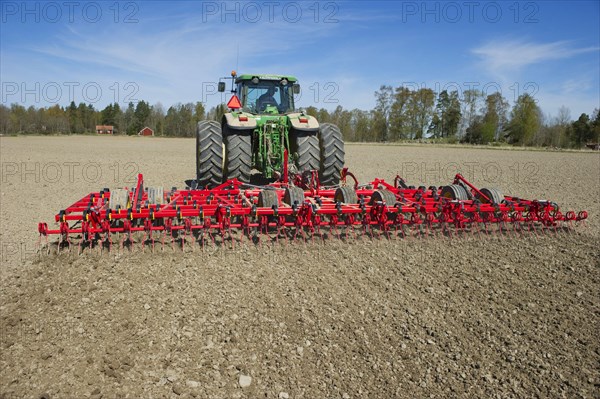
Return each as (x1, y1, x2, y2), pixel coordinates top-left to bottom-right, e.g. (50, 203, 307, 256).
(1, 136, 599, 398)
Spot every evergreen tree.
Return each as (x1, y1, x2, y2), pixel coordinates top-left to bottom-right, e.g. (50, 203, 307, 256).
(570, 113, 593, 147)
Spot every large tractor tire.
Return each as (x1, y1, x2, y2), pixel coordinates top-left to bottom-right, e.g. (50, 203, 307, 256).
(292, 131, 320, 173)
(223, 125, 252, 183)
(318, 123, 345, 186)
(196, 121, 223, 188)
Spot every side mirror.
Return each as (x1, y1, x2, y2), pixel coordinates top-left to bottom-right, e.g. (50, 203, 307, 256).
(218, 82, 226, 92)
(292, 84, 300, 94)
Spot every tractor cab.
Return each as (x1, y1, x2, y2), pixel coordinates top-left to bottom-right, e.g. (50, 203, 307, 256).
(219, 73, 300, 115)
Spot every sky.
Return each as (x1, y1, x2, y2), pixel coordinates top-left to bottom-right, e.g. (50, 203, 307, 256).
(1, 1, 599, 119)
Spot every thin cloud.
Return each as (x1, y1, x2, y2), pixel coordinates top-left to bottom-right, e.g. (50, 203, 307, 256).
(562, 77, 593, 93)
(472, 39, 599, 77)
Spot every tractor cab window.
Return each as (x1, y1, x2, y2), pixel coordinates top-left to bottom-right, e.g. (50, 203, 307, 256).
(239, 81, 294, 114)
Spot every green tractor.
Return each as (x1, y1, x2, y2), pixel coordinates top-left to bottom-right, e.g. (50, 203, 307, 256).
(196, 71, 344, 187)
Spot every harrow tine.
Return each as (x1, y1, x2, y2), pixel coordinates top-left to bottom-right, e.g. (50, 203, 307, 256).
(301, 226, 308, 243)
(151, 234, 155, 252)
(509, 222, 517, 237)
(197, 231, 204, 251)
(328, 224, 336, 241)
(531, 221, 539, 238)
(499, 221, 507, 238)
(411, 224, 419, 239)
(470, 223, 478, 238)
(351, 225, 359, 240)
(444, 223, 452, 239)
(252, 228, 260, 246)
(399, 224, 406, 240)
(430, 223, 438, 238)
(58, 234, 72, 254)
(553, 222, 560, 235)
(567, 220, 574, 234)
(540, 221, 548, 236)
(512, 222, 521, 237)
(482, 222, 490, 237)
(498, 222, 506, 237)
(37, 234, 50, 255)
(229, 227, 236, 249)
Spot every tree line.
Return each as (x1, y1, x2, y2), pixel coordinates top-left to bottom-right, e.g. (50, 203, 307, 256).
(306, 86, 599, 148)
(0, 100, 216, 138)
(0, 88, 598, 148)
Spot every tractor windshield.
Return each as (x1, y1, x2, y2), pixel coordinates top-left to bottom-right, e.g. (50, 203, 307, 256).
(239, 80, 294, 114)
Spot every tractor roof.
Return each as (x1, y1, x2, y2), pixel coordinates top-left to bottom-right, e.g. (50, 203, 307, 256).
(235, 74, 298, 83)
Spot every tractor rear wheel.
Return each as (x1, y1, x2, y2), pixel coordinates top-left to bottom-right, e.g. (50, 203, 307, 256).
(196, 121, 223, 188)
(223, 126, 252, 183)
(318, 123, 345, 186)
(292, 131, 320, 173)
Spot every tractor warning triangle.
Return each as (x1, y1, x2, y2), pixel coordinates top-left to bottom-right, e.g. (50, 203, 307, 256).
(227, 95, 242, 109)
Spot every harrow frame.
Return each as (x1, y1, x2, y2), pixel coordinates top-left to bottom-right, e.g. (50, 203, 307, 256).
(37, 170, 588, 253)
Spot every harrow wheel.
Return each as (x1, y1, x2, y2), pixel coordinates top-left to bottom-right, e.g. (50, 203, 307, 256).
(477, 187, 504, 204)
(370, 189, 396, 205)
(334, 186, 358, 204)
(318, 123, 345, 186)
(441, 184, 469, 201)
(258, 190, 279, 208)
(223, 125, 252, 183)
(284, 186, 305, 206)
(292, 130, 320, 173)
(196, 121, 223, 188)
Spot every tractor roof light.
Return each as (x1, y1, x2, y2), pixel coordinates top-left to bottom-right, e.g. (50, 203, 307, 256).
(239, 115, 248, 122)
(231, 70, 237, 77)
(299, 116, 309, 123)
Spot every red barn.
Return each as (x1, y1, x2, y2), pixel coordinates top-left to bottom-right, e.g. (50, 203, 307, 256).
(96, 125, 114, 134)
(138, 127, 154, 136)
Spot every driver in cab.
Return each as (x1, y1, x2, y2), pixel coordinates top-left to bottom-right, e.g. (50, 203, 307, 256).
(257, 86, 278, 111)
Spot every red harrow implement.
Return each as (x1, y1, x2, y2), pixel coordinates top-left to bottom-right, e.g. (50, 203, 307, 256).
(37, 168, 588, 253)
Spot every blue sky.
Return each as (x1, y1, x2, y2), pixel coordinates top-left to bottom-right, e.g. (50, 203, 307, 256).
(1, 1, 599, 119)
